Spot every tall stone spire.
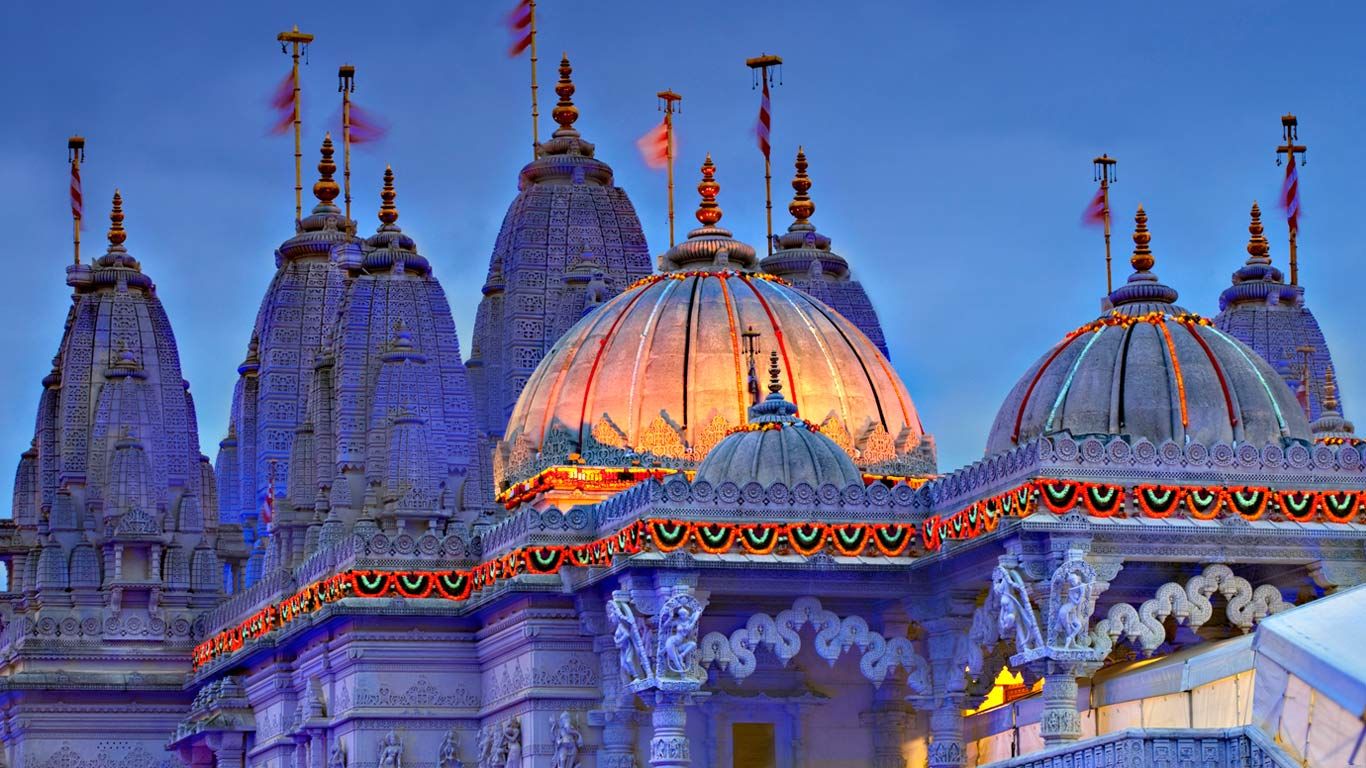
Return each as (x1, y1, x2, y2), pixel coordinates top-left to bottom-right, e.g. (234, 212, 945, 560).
(760, 147, 889, 355)
(1216, 200, 1344, 422)
(468, 52, 652, 447)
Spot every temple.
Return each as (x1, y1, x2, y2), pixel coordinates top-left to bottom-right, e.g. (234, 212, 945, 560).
(2, 40, 1365, 768)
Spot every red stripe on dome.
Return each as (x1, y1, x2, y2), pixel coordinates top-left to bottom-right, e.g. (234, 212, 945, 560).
(716, 275, 749, 424)
(1012, 330, 1086, 444)
(536, 291, 628, 448)
(1180, 320, 1238, 429)
(740, 276, 798, 412)
(576, 284, 655, 448)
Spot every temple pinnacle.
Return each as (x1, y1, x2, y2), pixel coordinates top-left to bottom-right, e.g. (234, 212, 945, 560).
(767, 350, 782, 394)
(1130, 205, 1153, 273)
(313, 134, 340, 204)
(107, 189, 126, 248)
(378, 165, 399, 227)
(552, 53, 579, 131)
(1325, 366, 1340, 413)
(788, 146, 814, 225)
(696, 154, 722, 226)
(1245, 201, 1271, 265)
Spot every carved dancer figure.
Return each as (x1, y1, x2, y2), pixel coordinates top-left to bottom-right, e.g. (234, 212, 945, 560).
(502, 717, 522, 768)
(438, 728, 462, 768)
(550, 710, 583, 768)
(378, 730, 403, 768)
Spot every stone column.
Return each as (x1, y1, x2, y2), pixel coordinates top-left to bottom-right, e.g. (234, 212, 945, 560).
(650, 691, 691, 768)
(208, 732, 246, 768)
(926, 698, 965, 768)
(595, 709, 639, 768)
(861, 709, 913, 768)
(1035, 659, 1100, 748)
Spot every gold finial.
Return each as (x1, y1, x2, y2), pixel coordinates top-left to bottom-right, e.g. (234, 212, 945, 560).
(1324, 366, 1339, 412)
(1130, 205, 1153, 272)
(378, 165, 398, 226)
(1246, 201, 1271, 264)
(107, 189, 126, 247)
(314, 134, 340, 204)
(552, 53, 578, 130)
(696, 154, 722, 225)
(788, 146, 814, 224)
(767, 350, 782, 394)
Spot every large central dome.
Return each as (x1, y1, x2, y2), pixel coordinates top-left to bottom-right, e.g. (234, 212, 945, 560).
(495, 157, 933, 489)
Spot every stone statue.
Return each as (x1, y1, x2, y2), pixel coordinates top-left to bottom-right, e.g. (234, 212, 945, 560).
(584, 270, 610, 310)
(1048, 559, 1098, 650)
(438, 729, 462, 768)
(993, 565, 1043, 653)
(328, 741, 346, 768)
(502, 717, 522, 768)
(607, 597, 650, 682)
(657, 595, 703, 680)
(550, 710, 583, 768)
(476, 724, 498, 768)
(378, 729, 403, 768)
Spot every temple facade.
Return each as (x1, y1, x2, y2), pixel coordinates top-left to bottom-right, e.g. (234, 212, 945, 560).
(1, 54, 1364, 768)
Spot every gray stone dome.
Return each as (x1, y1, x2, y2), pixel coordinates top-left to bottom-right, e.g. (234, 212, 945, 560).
(696, 355, 864, 488)
(985, 207, 1313, 457)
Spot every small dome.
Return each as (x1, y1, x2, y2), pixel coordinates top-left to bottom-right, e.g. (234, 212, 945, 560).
(696, 354, 863, 488)
(986, 207, 1312, 456)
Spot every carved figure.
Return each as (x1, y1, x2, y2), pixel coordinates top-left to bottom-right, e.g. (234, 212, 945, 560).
(439, 729, 462, 768)
(1048, 560, 1096, 650)
(607, 597, 651, 682)
(657, 595, 703, 680)
(378, 730, 403, 768)
(328, 741, 346, 768)
(550, 710, 583, 768)
(502, 717, 523, 767)
(993, 565, 1043, 653)
(476, 724, 497, 768)
(584, 270, 610, 309)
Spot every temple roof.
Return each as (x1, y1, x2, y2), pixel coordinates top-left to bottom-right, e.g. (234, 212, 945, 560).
(986, 207, 1313, 457)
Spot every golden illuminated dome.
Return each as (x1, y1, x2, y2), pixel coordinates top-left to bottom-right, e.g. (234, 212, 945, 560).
(495, 157, 934, 490)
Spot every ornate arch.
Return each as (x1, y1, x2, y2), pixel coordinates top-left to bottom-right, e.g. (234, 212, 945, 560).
(1090, 563, 1291, 656)
(699, 596, 931, 693)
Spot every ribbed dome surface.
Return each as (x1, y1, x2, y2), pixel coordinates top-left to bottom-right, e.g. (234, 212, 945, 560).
(696, 367, 863, 488)
(986, 207, 1312, 456)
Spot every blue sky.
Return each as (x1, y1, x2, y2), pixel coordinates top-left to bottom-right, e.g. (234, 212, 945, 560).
(1, 1, 1363, 502)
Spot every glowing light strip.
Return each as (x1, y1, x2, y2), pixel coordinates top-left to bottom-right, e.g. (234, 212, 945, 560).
(1045, 329, 1105, 433)
(716, 275, 748, 424)
(772, 286, 853, 430)
(1155, 318, 1189, 429)
(1205, 326, 1289, 436)
(1180, 321, 1238, 429)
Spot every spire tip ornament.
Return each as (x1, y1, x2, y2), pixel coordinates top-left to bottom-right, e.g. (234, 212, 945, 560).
(1130, 205, 1153, 273)
(1246, 201, 1271, 265)
(552, 53, 578, 132)
(378, 165, 398, 226)
(107, 189, 126, 248)
(788, 146, 814, 224)
(696, 154, 722, 226)
(313, 135, 340, 205)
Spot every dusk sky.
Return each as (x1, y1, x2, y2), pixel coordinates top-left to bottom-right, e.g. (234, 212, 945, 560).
(2, 1, 1363, 504)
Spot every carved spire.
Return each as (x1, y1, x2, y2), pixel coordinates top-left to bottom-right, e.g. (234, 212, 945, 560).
(378, 165, 399, 227)
(551, 53, 579, 132)
(767, 350, 783, 394)
(1130, 205, 1153, 273)
(1324, 366, 1340, 413)
(696, 154, 721, 226)
(107, 189, 126, 248)
(1246, 201, 1271, 266)
(313, 134, 340, 205)
(788, 147, 814, 225)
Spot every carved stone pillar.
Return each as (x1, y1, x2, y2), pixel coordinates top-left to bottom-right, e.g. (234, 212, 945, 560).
(926, 698, 965, 768)
(650, 690, 691, 768)
(861, 709, 913, 768)
(1034, 659, 1101, 747)
(595, 709, 639, 768)
(208, 732, 246, 768)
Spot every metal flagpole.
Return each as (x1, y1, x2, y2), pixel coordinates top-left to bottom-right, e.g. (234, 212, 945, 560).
(278, 25, 314, 224)
(1093, 154, 1117, 293)
(747, 54, 782, 258)
(339, 65, 355, 222)
(68, 136, 85, 266)
(658, 90, 682, 247)
(1276, 113, 1306, 286)
(529, 0, 540, 159)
